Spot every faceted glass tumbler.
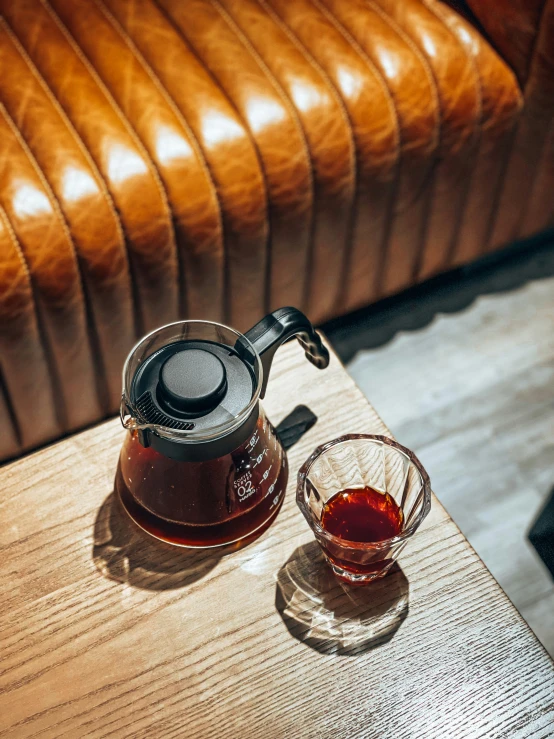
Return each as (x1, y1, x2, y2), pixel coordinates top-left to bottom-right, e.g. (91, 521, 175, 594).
(297, 435, 431, 584)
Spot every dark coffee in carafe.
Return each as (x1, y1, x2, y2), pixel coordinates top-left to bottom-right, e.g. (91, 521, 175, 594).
(118, 308, 329, 548)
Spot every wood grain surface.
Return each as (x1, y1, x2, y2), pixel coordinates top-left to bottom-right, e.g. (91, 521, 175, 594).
(1, 338, 553, 739)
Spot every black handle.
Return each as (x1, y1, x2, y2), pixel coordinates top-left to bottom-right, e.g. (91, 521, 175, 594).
(240, 307, 329, 397)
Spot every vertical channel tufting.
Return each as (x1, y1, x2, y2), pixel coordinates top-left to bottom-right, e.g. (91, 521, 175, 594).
(520, 0, 554, 237)
(215, 0, 356, 325)
(429, 1, 522, 266)
(486, 0, 553, 250)
(83, 0, 226, 323)
(107, 0, 268, 330)
(45, 0, 180, 329)
(0, 2, 133, 349)
(1, 20, 107, 418)
(158, 0, 313, 324)
(0, 17, 135, 413)
(0, 0, 535, 461)
(0, 101, 102, 432)
(0, 204, 60, 453)
(210, 0, 315, 318)
(266, 0, 400, 316)
(523, 121, 554, 236)
(4, 0, 178, 337)
(321, 0, 439, 298)
(210, 0, 315, 317)
(373, 0, 481, 282)
(0, 370, 20, 461)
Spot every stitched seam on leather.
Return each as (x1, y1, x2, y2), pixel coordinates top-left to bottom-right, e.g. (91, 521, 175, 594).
(518, 0, 554, 234)
(1, 18, 129, 414)
(423, 0, 490, 265)
(255, 0, 357, 315)
(311, 0, 402, 300)
(0, 202, 33, 289)
(0, 206, 31, 448)
(365, 0, 440, 283)
(482, 122, 520, 251)
(0, 100, 99, 429)
(36, 0, 147, 340)
(522, 117, 554, 232)
(523, 0, 548, 90)
(0, 15, 131, 307)
(152, 0, 270, 320)
(0, 200, 62, 439)
(1, 25, 110, 419)
(431, 3, 523, 129)
(42, 0, 179, 331)
(258, 0, 357, 194)
(210, 0, 315, 315)
(474, 11, 528, 251)
(447, 12, 521, 253)
(2, 22, 142, 369)
(421, 0, 483, 268)
(487, 0, 550, 247)
(308, 0, 401, 163)
(0, 366, 21, 454)
(367, 1, 441, 152)
(480, 75, 525, 250)
(95, 0, 225, 321)
(0, 91, 84, 304)
(255, 20, 346, 312)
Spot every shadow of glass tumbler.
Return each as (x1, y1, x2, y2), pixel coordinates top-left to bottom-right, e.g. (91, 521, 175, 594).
(297, 434, 431, 584)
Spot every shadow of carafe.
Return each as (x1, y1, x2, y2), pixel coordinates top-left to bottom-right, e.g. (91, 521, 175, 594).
(275, 541, 409, 656)
(93, 492, 224, 590)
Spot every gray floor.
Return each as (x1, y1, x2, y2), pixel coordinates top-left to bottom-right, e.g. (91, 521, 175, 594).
(326, 239, 554, 657)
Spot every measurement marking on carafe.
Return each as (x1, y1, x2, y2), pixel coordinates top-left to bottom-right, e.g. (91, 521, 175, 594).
(269, 492, 282, 509)
(252, 448, 269, 468)
(264, 479, 278, 499)
(246, 432, 259, 452)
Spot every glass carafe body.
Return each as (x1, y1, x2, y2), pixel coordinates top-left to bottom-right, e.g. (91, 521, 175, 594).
(117, 405, 288, 548)
(117, 311, 329, 549)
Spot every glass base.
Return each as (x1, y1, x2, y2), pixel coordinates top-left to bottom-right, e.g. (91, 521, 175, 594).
(117, 480, 285, 550)
(327, 559, 394, 585)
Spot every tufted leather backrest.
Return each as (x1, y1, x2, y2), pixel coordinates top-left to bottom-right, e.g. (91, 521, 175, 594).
(1, 0, 551, 464)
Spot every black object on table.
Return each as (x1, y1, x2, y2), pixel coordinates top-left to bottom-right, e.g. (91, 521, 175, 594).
(529, 486, 554, 580)
(276, 405, 318, 450)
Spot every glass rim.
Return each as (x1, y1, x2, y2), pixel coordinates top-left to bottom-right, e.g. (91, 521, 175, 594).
(296, 434, 432, 551)
(120, 319, 263, 443)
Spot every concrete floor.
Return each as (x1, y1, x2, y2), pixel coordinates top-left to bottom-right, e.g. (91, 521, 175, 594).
(325, 237, 554, 657)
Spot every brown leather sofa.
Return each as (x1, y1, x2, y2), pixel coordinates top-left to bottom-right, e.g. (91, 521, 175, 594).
(0, 0, 552, 462)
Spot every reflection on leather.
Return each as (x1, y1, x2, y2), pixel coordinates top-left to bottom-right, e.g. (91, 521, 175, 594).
(0, 0, 544, 464)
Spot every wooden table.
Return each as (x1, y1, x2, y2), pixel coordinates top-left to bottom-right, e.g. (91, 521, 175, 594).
(1, 339, 554, 738)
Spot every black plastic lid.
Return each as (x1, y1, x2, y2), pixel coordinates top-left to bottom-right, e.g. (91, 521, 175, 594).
(131, 340, 256, 436)
(124, 308, 329, 461)
(159, 349, 228, 416)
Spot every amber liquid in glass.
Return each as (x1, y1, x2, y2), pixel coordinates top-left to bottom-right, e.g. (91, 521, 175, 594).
(320, 486, 403, 578)
(116, 415, 287, 548)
